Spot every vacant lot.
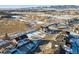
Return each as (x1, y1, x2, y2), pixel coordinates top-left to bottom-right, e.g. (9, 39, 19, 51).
(0, 19, 27, 35)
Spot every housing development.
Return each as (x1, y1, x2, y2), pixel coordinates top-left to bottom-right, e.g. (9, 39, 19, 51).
(0, 5, 79, 54)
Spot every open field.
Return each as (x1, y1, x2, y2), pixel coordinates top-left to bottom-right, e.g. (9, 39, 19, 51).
(0, 19, 27, 35)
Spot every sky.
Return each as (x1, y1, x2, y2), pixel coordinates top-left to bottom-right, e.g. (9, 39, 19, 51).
(0, 0, 78, 6)
(0, 5, 39, 8)
(0, 0, 78, 8)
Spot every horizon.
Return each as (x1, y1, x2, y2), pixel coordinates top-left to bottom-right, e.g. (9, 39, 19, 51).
(0, 5, 79, 9)
(0, 5, 37, 8)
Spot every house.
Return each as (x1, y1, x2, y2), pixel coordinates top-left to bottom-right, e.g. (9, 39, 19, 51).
(63, 31, 79, 54)
(0, 40, 10, 49)
(4, 39, 41, 54)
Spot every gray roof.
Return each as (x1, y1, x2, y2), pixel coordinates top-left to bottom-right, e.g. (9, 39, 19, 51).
(3, 39, 41, 54)
(0, 40, 7, 46)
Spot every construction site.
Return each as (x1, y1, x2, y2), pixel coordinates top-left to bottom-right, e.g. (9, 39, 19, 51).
(0, 5, 79, 54)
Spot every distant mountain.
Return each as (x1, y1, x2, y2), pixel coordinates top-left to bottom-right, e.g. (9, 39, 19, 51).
(35, 5, 79, 9)
(0, 5, 79, 11)
(49, 5, 79, 9)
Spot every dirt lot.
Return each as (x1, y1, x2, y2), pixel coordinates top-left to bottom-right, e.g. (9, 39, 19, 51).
(0, 19, 27, 35)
